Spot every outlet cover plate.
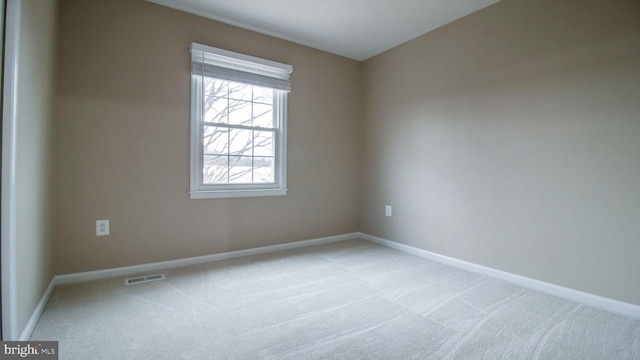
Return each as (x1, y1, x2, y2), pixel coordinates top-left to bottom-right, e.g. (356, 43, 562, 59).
(96, 220, 110, 236)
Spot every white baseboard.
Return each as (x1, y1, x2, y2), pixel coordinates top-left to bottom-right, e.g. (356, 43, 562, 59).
(359, 233, 640, 319)
(20, 278, 56, 341)
(55, 232, 359, 285)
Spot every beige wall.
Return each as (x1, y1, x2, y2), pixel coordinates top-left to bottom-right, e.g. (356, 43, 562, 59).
(361, 0, 640, 305)
(53, 0, 361, 274)
(15, 0, 57, 336)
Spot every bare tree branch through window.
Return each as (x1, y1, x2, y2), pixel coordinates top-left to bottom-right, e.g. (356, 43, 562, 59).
(202, 79, 275, 184)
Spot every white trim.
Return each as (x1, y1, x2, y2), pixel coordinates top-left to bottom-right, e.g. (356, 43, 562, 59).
(359, 233, 640, 319)
(56, 233, 358, 285)
(189, 70, 289, 200)
(189, 188, 287, 199)
(19, 278, 56, 341)
(2, 0, 22, 341)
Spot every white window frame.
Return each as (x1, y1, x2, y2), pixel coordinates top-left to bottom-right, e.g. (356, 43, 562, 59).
(189, 43, 292, 199)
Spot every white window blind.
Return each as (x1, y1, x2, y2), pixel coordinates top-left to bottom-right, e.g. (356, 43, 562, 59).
(190, 43, 292, 92)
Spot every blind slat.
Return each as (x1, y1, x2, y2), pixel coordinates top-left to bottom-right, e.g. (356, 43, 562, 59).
(191, 62, 290, 92)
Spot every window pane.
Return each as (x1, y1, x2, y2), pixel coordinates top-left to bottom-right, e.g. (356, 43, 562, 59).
(253, 103, 273, 128)
(229, 156, 253, 183)
(253, 131, 273, 156)
(253, 157, 274, 183)
(228, 99, 252, 125)
(203, 155, 228, 184)
(204, 78, 227, 98)
(228, 82, 252, 101)
(204, 97, 228, 123)
(253, 86, 273, 105)
(203, 126, 228, 155)
(229, 129, 252, 157)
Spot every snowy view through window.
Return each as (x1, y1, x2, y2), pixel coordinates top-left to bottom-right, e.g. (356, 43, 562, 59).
(202, 78, 276, 184)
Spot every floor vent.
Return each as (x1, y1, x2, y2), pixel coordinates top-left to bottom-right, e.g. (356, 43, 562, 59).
(125, 273, 166, 285)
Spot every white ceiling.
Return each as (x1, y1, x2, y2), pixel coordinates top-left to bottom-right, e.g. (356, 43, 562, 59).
(147, 0, 500, 61)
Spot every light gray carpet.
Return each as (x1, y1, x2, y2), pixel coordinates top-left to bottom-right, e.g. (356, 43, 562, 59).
(31, 239, 640, 359)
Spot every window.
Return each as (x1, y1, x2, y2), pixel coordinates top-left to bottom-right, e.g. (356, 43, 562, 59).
(189, 43, 292, 199)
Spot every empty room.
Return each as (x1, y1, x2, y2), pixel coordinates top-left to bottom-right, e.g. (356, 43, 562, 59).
(2, 0, 639, 358)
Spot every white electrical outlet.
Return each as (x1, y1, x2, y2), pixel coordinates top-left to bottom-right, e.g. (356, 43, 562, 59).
(96, 220, 110, 236)
(385, 205, 392, 217)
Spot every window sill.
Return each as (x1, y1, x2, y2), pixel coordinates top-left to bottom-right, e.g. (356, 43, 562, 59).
(189, 188, 287, 199)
